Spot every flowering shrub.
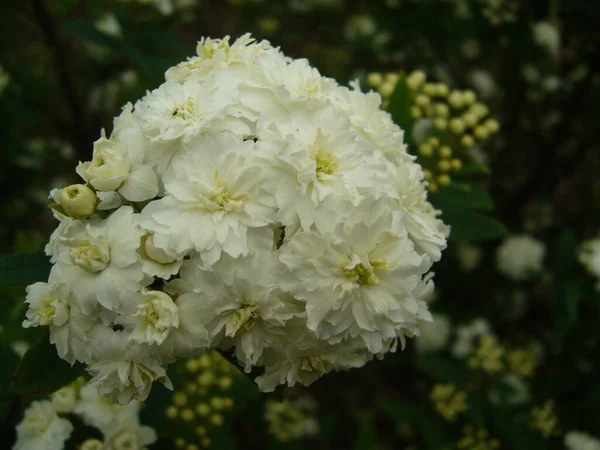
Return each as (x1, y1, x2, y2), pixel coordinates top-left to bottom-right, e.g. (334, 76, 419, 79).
(22, 34, 448, 404)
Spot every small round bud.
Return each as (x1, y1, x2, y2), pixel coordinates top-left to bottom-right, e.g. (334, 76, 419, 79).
(218, 377, 232, 390)
(433, 118, 448, 131)
(195, 426, 207, 437)
(195, 403, 211, 417)
(462, 113, 478, 128)
(185, 383, 197, 394)
(210, 397, 225, 411)
(470, 103, 489, 119)
(438, 160, 451, 172)
(384, 72, 400, 85)
(462, 90, 476, 105)
(439, 146, 452, 159)
(201, 438, 211, 448)
(450, 159, 463, 171)
(210, 414, 224, 426)
(379, 81, 395, 98)
(185, 359, 199, 373)
(434, 103, 449, 117)
(460, 135, 475, 148)
(173, 392, 187, 407)
(406, 70, 426, 90)
(484, 118, 500, 134)
(410, 106, 422, 119)
(59, 184, 96, 218)
(436, 83, 449, 97)
(367, 72, 383, 87)
(428, 183, 439, 193)
(181, 408, 195, 422)
(197, 372, 214, 387)
(222, 397, 234, 409)
(428, 137, 440, 147)
(419, 143, 433, 157)
(448, 91, 464, 109)
(166, 406, 178, 419)
(437, 175, 451, 187)
(187, 445, 199, 450)
(144, 233, 177, 264)
(449, 118, 465, 134)
(415, 94, 430, 108)
(474, 126, 489, 140)
(175, 438, 186, 448)
(423, 83, 437, 96)
(423, 169, 433, 181)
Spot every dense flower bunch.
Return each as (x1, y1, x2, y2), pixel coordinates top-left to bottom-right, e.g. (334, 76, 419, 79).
(23, 34, 447, 403)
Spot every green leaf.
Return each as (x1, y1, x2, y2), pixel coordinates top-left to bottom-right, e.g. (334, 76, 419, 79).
(430, 183, 507, 242)
(565, 282, 582, 324)
(386, 74, 414, 140)
(353, 415, 378, 450)
(0, 252, 51, 286)
(10, 334, 86, 397)
(61, 21, 123, 52)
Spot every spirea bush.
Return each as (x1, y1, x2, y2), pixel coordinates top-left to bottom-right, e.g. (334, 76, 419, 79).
(23, 34, 448, 403)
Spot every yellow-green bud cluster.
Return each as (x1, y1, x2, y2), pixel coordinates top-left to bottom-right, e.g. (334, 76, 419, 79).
(166, 352, 237, 448)
(457, 425, 501, 450)
(468, 335, 505, 374)
(264, 397, 319, 442)
(367, 70, 500, 192)
(507, 349, 539, 378)
(530, 401, 560, 438)
(430, 384, 468, 422)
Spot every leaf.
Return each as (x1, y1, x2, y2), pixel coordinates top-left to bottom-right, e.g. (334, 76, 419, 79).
(430, 182, 507, 242)
(386, 74, 414, 140)
(0, 252, 51, 286)
(61, 21, 123, 52)
(10, 334, 86, 397)
(353, 416, 378, 450)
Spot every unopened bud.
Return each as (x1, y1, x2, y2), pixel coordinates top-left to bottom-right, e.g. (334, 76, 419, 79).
(144, 234, 177, 264)
(59, 184, 96, 218)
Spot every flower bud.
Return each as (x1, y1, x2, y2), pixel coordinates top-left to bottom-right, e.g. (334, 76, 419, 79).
(419, 143, 433, 157)
(415, 94, 430, 108)
(461, 135, 475, 148)
(450, 159, 463, 171)
(410, 106, 422, 119)
(384, 72, 400, 85)
(379, 81, 395, 98)
(484, 118, 500, 134)
(462, 90, 476, 105)
(367, 72, 383, 87)
(449, 118, 465, 134)
(462, 113, 478, 128)
(474, 126, 490, 140)
(436, 83, 449, 97)
(437, 174, 451, 187)
(406, 70, 426, 91)
(439, 146, 452, 159)
(433, 118, 448, 131)
(448, 91, 464, 109)
(59, 184, 96, 218)
(438, 160, 451, 172)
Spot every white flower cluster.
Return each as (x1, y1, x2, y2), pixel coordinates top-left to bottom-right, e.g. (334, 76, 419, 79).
(579, 236, 600, 291)
(565, 431, 600, 450)
(25, 34, 447, 402)
(14, 380, 156, 450)
(496, 234, 545, 281)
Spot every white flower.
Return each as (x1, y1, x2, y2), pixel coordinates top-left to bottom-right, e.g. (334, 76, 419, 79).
(57, 184, 97, 218)
(496, 235, 545, 281)
(532, 21, 560, 58)
(116, 289, 180, 346)
(579, 236, 600, 291)
(256, 335, 371, 392)
(141, 132, 276, 265)
(51, 206, 150, 313)
(103, 422, 157, 450)
(76, 131, 158, 202)
(51, 385, 78, 413)
(75, 383, 142, 434)
(565, 431, 600, 450)
(86, 327, 172, 404)
(14, 401, 73, 450)
(175, 253, 301, 370)
(23, 280, 95, 364)
(138, 232, 183, 279)
(451, 318, 492, 358)
(415, 313, 451, 353)
(279, 200, 433, 352)
(80, 439, 104, 450)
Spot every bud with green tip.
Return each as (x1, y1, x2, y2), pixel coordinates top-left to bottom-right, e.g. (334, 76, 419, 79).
(58, 184, 96, 218)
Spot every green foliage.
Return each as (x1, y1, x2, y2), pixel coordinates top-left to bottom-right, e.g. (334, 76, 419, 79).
(387, 74, 414, 139)
(430, 182, 508, 242)
(0, 252, 51, 287)
(10, 333, 86, 397)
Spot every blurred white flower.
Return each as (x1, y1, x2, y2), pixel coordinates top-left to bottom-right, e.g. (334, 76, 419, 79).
(565, 431, 600, 450)
(14, 401, 73, 450)
(496, 235, 545, 281)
